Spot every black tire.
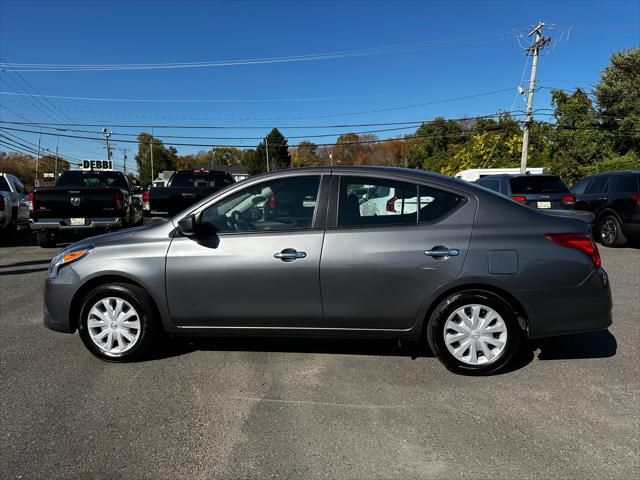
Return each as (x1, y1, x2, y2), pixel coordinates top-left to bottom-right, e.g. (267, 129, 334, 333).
(78, 283, 159, 362)
(37, 231, 57, 248)
(598, 215, 627, 248)
(426, 290, 523, 375)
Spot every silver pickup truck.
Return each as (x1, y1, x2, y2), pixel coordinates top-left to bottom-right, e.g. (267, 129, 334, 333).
(0, 172, 30, 242)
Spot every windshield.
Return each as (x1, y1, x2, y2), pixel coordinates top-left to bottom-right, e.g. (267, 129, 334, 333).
(509, 176, 569, 194)
(55, 171, 128, 189)
(170, 172, 233, 188)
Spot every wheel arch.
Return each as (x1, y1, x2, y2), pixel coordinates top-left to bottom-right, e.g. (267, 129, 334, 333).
(69, 275, 163, 332)
(595, 207, 622, 225)
(420, 283, 529, 338)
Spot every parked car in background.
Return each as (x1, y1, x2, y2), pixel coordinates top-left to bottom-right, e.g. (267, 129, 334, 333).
(455, 167, 545, 182)
(572, 170, 640, 247)
(357, 184, 434, 216)
(0, 172, 30, 242)
(143, 169, 234, 217)
(476, 174, 594, 225)
(29, 170, 143, 247)
(43, 166, 611, 375)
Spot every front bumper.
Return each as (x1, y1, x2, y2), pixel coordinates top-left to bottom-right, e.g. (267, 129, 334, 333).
(30, 218, 121, 230)
(43, 266, 81, 334)
(518, 268, 612, 339)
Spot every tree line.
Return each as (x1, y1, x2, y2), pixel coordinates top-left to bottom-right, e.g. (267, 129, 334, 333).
(2, 48, 637, 189)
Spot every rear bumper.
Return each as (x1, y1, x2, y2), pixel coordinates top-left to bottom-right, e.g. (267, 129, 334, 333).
(30, 218, 122, 230)
(518, 268, 612, 339)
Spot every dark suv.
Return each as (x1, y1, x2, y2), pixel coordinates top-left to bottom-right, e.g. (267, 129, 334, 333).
(571, 170, 640, 247)
(476, 174, 594, 224)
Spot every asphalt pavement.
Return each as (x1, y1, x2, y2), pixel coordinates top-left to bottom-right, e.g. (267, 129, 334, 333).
(0, 236, 638, 479)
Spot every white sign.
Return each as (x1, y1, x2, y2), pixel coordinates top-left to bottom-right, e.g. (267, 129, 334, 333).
(82, 160, 113, 171)
(43, 173, 55, 178)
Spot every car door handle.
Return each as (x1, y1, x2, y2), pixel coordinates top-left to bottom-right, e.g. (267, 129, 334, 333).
(424, 247, 460, 258)
(274, 249, 307, 262)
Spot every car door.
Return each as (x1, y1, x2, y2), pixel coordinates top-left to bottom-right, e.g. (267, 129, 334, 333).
(7, 176, 29, 222)
(320, 174, 475, 330)
(165, 174, 327, 328)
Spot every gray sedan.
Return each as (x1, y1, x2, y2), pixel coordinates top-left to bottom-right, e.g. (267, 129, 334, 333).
(43, 167, 612, 375)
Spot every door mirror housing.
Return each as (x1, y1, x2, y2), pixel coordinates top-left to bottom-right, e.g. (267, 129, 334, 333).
(177, 214, 198, 236)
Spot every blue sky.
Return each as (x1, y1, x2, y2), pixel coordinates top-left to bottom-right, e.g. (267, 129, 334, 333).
(0, 0, 638, 173)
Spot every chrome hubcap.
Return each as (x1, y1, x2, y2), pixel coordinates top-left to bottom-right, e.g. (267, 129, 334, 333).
(87, 297, 141, 354)
(601, 219, 616, 244)
(443, 304, 508, 365)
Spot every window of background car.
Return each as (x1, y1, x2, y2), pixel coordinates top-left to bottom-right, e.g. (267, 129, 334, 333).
(571, 178, 591, 195)
(199, 175, 320, 233)
(509, 175, 570, 194)
(478, 178, 501, 192)
(0, 176, 10, 192)
(419, 185, 466, 223)
(584, 176, 610, 195)
(614, 174, 639, 193)
(338, 177, 418, 227)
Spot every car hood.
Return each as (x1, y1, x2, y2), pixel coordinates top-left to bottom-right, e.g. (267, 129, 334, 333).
(63, 220, 175, 251)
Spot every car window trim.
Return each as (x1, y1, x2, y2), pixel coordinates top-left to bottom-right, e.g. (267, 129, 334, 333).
(328, 173, 469, 230)
(187, 173, 329, 237)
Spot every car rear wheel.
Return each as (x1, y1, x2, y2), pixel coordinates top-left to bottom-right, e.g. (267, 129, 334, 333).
(427, 291, 523, 375)
(78, 283, 159, 362)
(598, 215, 627, 247)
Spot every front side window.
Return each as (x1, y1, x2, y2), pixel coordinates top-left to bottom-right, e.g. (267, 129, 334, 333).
(200, 176, 320, 233)
(339, 177, 417, 227)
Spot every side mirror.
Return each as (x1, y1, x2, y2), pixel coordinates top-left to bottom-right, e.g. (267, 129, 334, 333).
(177, 214, 198, 236)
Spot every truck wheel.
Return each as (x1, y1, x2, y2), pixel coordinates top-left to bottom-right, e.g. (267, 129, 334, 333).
(78, 283, 159, 362)
(37, 232, 57, 248)
(598, 215, 627, 247)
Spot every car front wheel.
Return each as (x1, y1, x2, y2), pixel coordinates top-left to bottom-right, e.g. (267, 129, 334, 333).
(427, 291, 523, 375)
(78, 283, 159, 362)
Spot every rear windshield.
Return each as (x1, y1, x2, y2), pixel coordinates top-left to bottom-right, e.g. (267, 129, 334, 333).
(170, 172, 233, 188)
(55, 171, 128, 189)
(509, 176, 569, 194)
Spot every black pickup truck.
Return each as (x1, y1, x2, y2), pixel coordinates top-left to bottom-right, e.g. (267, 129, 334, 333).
(29, 170, 143, 247)
(143, 169, 234, 217)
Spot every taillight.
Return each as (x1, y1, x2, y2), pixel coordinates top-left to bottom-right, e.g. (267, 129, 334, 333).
(545, 232, 602, 269)
(142, 191, 150, 211)
(511, 195, 527, 203)
(632, 194, 640, 205)
(562, 194, 576, 206)
(386, 195, 397, 212)
(27, 192, 34, 212)
(114, 192, 123, 210)
(268, 194, 276, 209)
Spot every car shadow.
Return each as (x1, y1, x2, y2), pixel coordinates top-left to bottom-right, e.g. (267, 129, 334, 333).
(0, 267, 49, 276)
(0, 259, 51, 268)
(145, 329, 617, 373)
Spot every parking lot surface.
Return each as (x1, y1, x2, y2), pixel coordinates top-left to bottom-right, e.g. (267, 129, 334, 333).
(1, 238, 638, 479)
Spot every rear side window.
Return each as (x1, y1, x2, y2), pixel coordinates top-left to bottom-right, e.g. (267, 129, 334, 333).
(510, 176, 569, 194)
(337, 176, 465, 227)
(419, 185, 466, 223)
(614, 175, 639, 193)
(339, 177, 417, 227)
(584, 176, 610, 195)
(571, 178, 590, 194)
(477, 178, 501, 193)
(0, 176, 9, 192)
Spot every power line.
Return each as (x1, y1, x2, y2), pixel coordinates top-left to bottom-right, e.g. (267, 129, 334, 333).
(0, 29, 522, 72)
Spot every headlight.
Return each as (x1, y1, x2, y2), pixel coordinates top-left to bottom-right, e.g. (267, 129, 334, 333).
(49, 245, 93, 278)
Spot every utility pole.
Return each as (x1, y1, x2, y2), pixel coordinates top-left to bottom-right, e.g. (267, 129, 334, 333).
(150, 128, 155, 185)
(35, 129, 42, 187)
(520, 20, 551, 174)
(265, 138, 270, 173)
(54, 137, 59, 178)
(123, 149, 128, 175)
